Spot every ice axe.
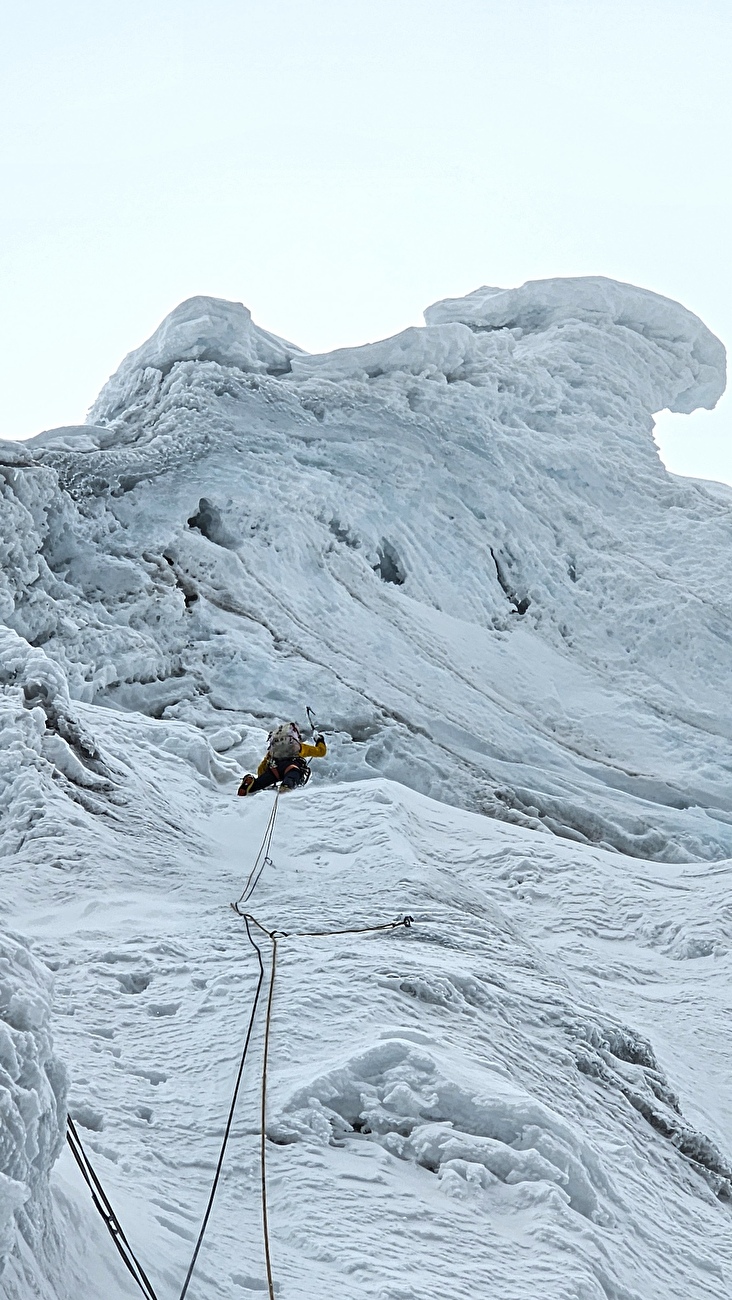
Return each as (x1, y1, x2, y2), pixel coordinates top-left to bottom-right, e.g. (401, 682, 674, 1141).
(306, 705, 323, 737)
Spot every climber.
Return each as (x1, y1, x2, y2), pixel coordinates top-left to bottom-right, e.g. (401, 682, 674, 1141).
(237, 720, 327, 796)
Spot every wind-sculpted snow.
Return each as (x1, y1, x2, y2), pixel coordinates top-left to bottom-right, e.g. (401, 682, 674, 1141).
(0, 626, 119, 855)
(2, 275, 730, 861)
(272, 1036, 616, 1223)
(90, 295, 305, 426)
(0, 935, 67, 1282)
(425, 275, 726, 412)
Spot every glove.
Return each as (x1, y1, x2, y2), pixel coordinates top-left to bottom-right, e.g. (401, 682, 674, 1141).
(314, 733, 325, 746)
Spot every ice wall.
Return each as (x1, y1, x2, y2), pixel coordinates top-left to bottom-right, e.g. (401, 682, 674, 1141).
(1, 276, 730, 861)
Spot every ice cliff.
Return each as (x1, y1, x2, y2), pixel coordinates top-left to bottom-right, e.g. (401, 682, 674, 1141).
(1, 276, 732, 1300)
(2, 275, 729, 861)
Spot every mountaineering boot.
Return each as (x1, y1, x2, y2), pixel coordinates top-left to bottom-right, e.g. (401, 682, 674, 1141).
(237, 774, 255, 797)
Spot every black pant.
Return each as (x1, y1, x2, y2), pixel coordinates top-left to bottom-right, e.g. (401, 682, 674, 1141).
(248, 758, 308, 793)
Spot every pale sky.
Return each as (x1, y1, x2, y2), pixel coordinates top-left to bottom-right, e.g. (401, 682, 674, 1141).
(1, 0, 730, 480)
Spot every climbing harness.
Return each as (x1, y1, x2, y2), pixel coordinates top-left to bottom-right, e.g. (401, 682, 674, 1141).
(66, 1115, 159, 1300)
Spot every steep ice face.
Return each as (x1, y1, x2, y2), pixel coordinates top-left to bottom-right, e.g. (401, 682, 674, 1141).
(1, 276, 729, 863)
(3, 759, 732, 1300)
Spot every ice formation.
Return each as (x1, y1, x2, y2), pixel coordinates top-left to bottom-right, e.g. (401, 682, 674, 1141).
(1, 276, 732, 1298)
(0, 935, 66, 1286)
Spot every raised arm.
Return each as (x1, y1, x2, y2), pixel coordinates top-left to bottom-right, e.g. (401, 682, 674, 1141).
(300, 735, 327, 759)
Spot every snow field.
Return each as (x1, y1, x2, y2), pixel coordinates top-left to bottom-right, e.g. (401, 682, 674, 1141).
(2, 697, 732, 1298)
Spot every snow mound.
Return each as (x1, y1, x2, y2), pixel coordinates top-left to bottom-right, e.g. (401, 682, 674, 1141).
(23, 427, 107, 454)
(426, 275, 726, 412)
(90, 295, 305, 424)
(0, 934, 67, 1276)
(272, 1036, 614, 1222)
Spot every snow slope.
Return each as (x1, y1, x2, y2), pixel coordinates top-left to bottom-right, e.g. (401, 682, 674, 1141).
(1, 275, 732, 1298)
(3, 748, 732, 1299)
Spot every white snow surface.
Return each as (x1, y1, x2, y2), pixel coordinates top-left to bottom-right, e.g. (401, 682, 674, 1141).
(1, 275, 732, 1298)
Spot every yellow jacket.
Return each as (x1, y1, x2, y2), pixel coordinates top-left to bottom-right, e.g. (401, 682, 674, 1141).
(256, 737, 327, 777)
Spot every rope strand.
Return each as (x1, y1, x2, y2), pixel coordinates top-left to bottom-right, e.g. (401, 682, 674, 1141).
(236, 790, 281, 907)
(231, 908, 414, 1300)
(177, 914, 266, 1300)
(259, 931, 278, 1300)
(71, 774, 415, 1300)
(241, 912, 414, 942)
(66, 1116, 159, 1300)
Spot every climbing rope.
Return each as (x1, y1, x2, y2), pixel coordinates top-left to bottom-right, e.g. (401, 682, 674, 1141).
(235, 703, 326, 909)
(68, 911, 413, 1300)
(235, 789, 281, 907)
(66, 1115, 159, 1300)
(258, 925, 278, 1300)
(276, 916, 414, 940)
(232, 909, 414, 1300)
(240, 911, 414, 943)
(177, 913, 266, 1300)
(69, 768, 414, 1300)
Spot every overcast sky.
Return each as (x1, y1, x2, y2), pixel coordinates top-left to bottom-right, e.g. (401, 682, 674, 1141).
(1, 0, 730, 479)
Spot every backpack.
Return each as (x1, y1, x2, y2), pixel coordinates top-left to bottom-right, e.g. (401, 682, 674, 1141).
(267, 721, 302, 760)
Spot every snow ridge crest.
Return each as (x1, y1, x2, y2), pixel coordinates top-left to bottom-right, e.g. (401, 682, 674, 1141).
(84, 276, 725, 431)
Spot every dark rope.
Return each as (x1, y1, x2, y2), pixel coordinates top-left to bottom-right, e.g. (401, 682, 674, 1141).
(177, 914, 266, 1300)
(66, 1116, 159, 1300)
(241, 913, 414, 942)
(259, 929, 278, 1300)
(71, 906, 414, 1300)
(281, 915, 414, 940)
(235, 790, 281, 907)
(71, 730, 415, 1300)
